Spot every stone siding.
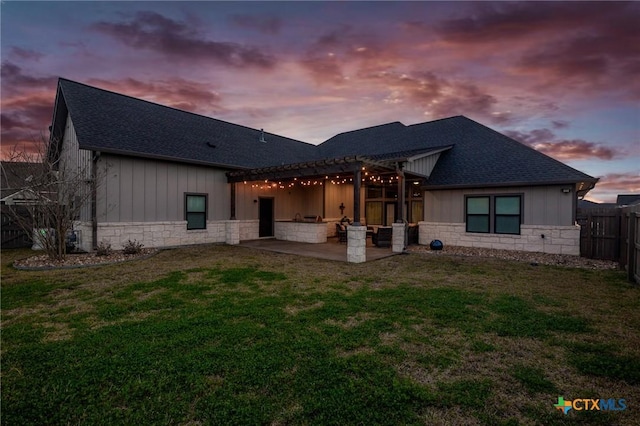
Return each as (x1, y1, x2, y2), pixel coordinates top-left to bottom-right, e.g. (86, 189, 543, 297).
(274, 221, 327, 243)
(347, 225, 367, 263)
(418, 222, 580, 255)
(392, 223, 406, 253)
(97, 221, 227, 249)
(239, 220, 259, 241)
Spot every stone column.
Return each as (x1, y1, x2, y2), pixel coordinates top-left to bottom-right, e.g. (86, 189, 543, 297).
(225, 220, 240, 245)
(347, 225, 367, 263)
(392, 222, 406, 253)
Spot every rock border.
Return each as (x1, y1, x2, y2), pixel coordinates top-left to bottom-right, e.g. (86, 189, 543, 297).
(12, 249, 160, 271)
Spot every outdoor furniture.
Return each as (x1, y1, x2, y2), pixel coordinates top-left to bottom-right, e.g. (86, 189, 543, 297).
(372, 226, 392, 248)
(366, 226, 375, 239)
(336, 223, 347, 244)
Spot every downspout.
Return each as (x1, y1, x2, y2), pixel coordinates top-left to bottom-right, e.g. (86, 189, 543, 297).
(91, 151, 100, 250)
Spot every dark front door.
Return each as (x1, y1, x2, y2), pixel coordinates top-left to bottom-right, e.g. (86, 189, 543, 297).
(259, 197, 274, 237)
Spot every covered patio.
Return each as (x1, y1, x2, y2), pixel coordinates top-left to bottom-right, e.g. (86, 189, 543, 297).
(227, 154, 436, 263)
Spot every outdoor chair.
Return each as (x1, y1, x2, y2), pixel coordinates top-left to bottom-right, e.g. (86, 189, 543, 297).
(336, 223, 347, 244)
(372, 226, 392, 248)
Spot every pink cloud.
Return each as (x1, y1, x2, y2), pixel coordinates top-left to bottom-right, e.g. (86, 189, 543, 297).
(90, 11, 276, 69)
(504, 128, 623, 161)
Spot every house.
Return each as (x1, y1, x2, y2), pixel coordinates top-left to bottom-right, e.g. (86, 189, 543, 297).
(48, 78, 598, 261)
(1, 161, 42, 248)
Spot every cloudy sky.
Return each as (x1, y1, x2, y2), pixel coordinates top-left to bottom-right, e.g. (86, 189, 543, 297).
(1, 1, 638, 202)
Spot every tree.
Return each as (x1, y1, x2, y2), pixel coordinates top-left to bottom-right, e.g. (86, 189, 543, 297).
(1, 138, 95, 261)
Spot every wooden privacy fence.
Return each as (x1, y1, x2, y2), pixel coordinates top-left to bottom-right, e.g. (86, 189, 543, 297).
(1, 208, 32, 249)
(578, 205, 640, 284)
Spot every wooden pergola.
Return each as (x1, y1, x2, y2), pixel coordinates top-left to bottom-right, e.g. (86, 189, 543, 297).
(226, 156, 416, 225)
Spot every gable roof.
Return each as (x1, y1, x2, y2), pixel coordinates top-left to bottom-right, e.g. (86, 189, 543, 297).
(51, 79, 317, 169)
(318, 115, 597, 190)
(50, 78, 597, 191)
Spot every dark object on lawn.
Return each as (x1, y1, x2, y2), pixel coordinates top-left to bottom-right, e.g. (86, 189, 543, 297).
(430, 239, 443, 250)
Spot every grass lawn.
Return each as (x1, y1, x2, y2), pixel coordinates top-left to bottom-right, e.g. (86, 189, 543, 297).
(1, 245, 639, 425)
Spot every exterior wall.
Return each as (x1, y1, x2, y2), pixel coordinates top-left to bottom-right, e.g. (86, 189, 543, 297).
(405, 153, 441, 178)
(423, 185, 575, 226)
(235, 183, 323, 221)
(59, 116, 93, 222)
(274, 221, 327, 243)
(418, 222, 580, 255)
(239, 220, 259, 241)
(97, 220, 227, 249)
(96, 154, 229, 223)
(73, 221, 93, 252)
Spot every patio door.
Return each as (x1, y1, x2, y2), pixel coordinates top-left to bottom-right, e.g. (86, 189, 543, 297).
(259, 197, 274, 237)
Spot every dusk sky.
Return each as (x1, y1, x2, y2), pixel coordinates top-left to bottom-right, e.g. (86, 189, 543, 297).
(1, 1, 638, 202)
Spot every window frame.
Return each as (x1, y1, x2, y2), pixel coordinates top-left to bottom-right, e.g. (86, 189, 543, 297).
(185, 193, 208, 230)
(465, 194, 522, 235)
(465, 196, 490, 233)
(494, 195, 522, 235)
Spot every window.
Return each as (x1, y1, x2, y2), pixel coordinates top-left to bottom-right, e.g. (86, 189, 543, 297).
(466, 196, 490, 233)
(365, 201, 383, 225)
(185, 194, 207, 230)
(495, 196, 521, 234)
(465, 195, 521, 235)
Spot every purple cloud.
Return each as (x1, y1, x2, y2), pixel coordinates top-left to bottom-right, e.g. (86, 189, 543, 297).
(230, 14, 282, 35)
(505, 128, 622, 160)
(90, 11, 276, 69)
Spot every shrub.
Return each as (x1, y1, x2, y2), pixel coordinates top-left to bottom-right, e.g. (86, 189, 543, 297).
(95, 240, 112, 256)
(122, 239, 144, 255)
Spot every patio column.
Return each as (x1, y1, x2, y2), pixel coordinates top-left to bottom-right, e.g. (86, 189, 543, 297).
(353, 167, 362, 225)
(347, 224, 367, 263)
(394, 163, 407, 253)
(230, 182, 236, 220)
(396, 163, 405, 224)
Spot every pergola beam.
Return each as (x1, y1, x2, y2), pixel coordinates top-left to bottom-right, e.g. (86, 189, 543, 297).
(226, 156, 394, 183)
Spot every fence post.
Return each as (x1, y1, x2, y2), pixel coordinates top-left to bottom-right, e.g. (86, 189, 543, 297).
(628, 211, 637, 283)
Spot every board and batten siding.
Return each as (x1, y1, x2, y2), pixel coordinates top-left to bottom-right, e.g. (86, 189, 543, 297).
(59, 116, 93, 222)
(235, 183, 323, 221)
(423, 185, 575, 226)
(404, 152, 442, 178)
(96, 154, 228, 223)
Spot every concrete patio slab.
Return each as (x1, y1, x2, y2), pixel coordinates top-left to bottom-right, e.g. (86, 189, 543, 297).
(239, 237, 396, 262)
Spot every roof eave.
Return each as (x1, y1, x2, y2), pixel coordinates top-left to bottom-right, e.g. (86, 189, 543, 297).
(423, 178, 599, 191)
(80, 145, 247, 171)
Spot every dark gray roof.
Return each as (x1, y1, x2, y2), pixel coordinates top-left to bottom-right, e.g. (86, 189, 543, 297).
(1, 161, 44, 200)
(52, 79, 596, 189)
(318, 115, 597, 188)
(53, 79, 317, 169)
(616, 194, 640, 206)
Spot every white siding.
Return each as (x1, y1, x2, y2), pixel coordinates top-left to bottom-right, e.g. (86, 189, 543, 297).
(405, 153, 441, 177)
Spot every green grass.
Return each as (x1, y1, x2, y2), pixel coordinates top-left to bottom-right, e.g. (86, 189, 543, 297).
(2, 245, 639, 425)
